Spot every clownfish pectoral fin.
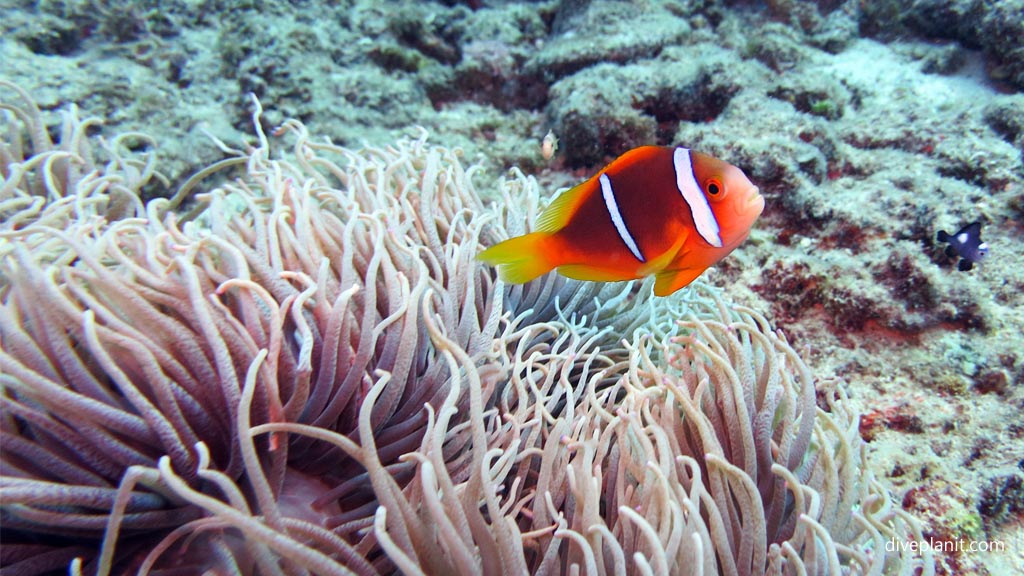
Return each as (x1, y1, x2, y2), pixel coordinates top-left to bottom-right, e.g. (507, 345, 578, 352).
(653, 266, 708, 297)
(556, 264, 636, 282)
(637, 232, 688, 278)
(535, 182, 590, 233)
(477, 232, 557, 284)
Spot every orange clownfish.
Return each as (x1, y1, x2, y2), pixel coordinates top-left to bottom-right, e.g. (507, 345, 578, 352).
(478, 146, 764, 297)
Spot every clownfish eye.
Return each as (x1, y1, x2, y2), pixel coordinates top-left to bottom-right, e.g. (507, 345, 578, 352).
(705, 179, 722, 196)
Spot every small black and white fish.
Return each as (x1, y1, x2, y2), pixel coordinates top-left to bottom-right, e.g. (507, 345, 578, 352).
(936, 221, 988, 271)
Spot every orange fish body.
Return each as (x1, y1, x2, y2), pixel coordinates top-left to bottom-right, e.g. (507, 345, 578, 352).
(478, 146, 764, 297)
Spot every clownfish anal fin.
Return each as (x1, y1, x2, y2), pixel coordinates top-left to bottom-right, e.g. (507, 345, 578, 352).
(557, 264, 635, 282)
(653, 267, 707, 297)
(536, 182, 590, 233)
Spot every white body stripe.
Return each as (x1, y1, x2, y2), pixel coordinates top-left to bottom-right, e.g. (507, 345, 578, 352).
(673, 147, 722, 248)
(599, 173, 645, 262)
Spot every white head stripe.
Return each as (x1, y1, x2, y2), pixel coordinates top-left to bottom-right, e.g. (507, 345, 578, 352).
(673, 147, 722, 248)
(599, 173, 645, 262)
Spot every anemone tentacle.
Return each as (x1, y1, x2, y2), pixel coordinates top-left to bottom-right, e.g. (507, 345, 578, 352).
(0, 89, 933, 575)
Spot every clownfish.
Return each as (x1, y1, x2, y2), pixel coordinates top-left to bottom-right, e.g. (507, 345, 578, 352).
(478, 146, 764, 297)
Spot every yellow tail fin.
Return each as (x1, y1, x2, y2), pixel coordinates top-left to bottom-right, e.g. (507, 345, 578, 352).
(477, 232, 556, 284)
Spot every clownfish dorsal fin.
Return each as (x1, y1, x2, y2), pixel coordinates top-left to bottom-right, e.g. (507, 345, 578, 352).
(535, 182, 591, 233)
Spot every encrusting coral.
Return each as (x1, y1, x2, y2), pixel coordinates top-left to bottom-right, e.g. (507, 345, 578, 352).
(0, 86, 933, 575)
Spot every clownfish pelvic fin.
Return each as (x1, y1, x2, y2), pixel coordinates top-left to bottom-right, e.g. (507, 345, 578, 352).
(477, 232, 557, 284)
(654, 266, 705, 297)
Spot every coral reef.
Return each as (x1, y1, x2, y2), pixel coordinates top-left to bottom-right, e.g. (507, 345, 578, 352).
(2, 0, 1023, 573)
(860, 0, 1024, 89)
(0, 88, 932, 574)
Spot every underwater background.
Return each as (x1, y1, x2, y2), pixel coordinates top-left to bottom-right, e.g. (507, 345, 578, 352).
(1, 0, 1022, 574)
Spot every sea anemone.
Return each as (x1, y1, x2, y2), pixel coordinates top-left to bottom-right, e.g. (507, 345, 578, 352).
(1, 89, 932, 575)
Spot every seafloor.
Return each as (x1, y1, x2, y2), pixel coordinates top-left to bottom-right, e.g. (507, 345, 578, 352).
(1, 0, 1022, 574)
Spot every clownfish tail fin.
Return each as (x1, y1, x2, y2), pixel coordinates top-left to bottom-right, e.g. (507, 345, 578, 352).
(477, 232, 557, 284)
